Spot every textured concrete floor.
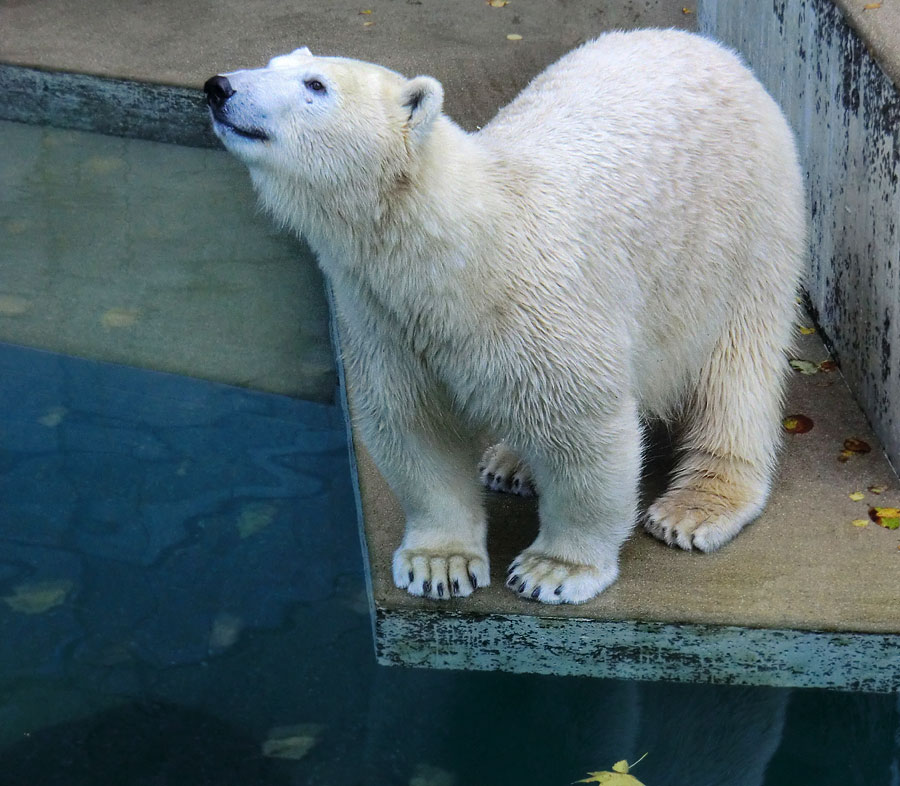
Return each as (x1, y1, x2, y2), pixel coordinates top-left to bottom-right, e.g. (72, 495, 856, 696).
(0, 0, 694, 131)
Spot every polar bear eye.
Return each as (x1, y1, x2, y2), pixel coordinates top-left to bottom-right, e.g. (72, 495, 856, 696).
(304, 79, 326, 94)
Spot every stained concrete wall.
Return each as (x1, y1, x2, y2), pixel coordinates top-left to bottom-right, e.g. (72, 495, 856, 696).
(698, 0, 900, 470)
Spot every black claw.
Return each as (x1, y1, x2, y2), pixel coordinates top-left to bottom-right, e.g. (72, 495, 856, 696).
(554, 585, 563, 596)
(408, 570, 414, 583)
(470, 573, 478, 589)
(422, 580, 431, 594)
(517, 581, 527, 593)
(452, 579, 460, 594)
(486, 473, 495, 484)
(507, 574, 519, 586)
(531, 586, 541, 599)
(437, 582, 444, 597)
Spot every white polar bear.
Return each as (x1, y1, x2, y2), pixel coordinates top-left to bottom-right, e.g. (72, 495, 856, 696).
(206, 30, 805, 604)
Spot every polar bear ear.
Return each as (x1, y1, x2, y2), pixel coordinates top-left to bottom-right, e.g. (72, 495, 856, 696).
(401, 76, 443, 137)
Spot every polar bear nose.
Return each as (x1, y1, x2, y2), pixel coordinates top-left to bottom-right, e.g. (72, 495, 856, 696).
(204, 75, 235, 110)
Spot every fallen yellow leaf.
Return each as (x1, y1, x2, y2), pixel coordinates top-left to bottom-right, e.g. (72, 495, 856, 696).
(507, 33, 523, 40)
(789, 359, 819, 375)
(487, 0, 509, 6)
(576, 755, 647, 785)
(870, 507, 900, 529)
(783, 414, 814, 433)
(799, 326, 816, 334)
(359, 8, 372, 13)
(863, 2, 882, 9)
(852, 519, 869, 528)
(849, 492, 865, 501)
(868, 485, 886, 494)
(682, 6, 693, 13)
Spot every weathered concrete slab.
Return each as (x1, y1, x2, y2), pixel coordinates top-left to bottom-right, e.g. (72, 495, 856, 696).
(0, 0, 693, 133)
(351, 329, 900, 690)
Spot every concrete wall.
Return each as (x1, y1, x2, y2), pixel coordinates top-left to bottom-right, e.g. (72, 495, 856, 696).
(699, 0, 900, 471)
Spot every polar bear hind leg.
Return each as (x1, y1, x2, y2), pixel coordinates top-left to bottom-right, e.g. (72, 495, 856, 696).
(643, 308, 792, 552)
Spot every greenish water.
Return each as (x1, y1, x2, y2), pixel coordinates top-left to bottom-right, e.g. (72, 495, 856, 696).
(0, 119, 897, 786)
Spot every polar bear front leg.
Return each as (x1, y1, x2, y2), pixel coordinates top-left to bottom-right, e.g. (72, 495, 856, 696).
(506, 402, 642, 604)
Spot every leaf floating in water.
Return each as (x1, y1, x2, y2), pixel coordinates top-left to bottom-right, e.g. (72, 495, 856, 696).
(575, 754, 648, 785)
(783, 414, 813, 434)
(38, 406, 68, 427)
(848, 492, 865, 501)
(410, 762, 458, 786)
(0, 294, 31, 316)
(869, 507, 900, 530)
(101, 307, 140, 328)
(208, 612, 244, 653)
(236, 501, 278, 538)
(3, 579, 74, 614)
(262, 724, 323, 760)
(789, 359, 820, 375)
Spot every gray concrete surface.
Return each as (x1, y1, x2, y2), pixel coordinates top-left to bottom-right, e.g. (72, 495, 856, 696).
(699, 0, 900, 474)
(0, 0, 693, 131)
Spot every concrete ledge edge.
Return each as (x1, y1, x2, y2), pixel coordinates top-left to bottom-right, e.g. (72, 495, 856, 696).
(376, 608, 900, 693)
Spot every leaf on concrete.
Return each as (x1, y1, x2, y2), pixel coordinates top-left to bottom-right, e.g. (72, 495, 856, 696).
(789, 359, 820, 375)
(852, 519, 869, 528)
(799, 325, 816, 334)
(487, 0, 509, 6)
(869, 507, 900, 530)
(868, 485, 886, 495)
(839, 438, 872, 462)
(506, 33, 523, 40)
(783, 414, 813, 434)
(849, 492, 865, 501)
(863, 2, 882, 9)
(843, 438, 871, 454)
(818, 359, 837, 372)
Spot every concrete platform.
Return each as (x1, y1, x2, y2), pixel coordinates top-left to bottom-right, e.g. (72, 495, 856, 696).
(353, 329, 900, 691)
(2, 0, 899, 690)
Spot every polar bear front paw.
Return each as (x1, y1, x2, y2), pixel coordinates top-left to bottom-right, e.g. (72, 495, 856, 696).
(505, 551, 618, 604)
(393, 547, 490, 600)
(478, 443, 535, 497)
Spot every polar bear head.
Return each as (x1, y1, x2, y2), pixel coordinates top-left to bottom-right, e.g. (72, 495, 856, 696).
(204, 47, 445, 229)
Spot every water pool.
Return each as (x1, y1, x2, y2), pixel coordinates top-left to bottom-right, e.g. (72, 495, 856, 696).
(0, 118, 897, 785)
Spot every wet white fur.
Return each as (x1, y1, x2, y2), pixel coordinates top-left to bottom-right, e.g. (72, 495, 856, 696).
(211, 31, 806, 604)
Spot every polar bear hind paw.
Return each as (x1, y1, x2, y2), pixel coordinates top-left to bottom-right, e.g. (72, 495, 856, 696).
(479, 443, 535, 497)
(643, 486, 763, 552)
(505, 551, 618, 604)
(393, 548, 490, 599)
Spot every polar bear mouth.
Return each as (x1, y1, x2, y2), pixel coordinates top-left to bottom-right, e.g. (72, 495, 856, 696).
(214, 117, 270, 142)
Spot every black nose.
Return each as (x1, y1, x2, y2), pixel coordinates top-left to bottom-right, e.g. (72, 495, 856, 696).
(204, 75, 235, 109)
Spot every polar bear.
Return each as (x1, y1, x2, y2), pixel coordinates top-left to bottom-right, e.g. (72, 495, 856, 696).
(205, 30, 805, 604)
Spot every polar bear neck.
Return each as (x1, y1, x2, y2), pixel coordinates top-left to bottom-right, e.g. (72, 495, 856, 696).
(287, 117, 512, 324)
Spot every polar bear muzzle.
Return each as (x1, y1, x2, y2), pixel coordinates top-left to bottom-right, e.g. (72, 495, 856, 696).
(203, 75, 270, 142)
